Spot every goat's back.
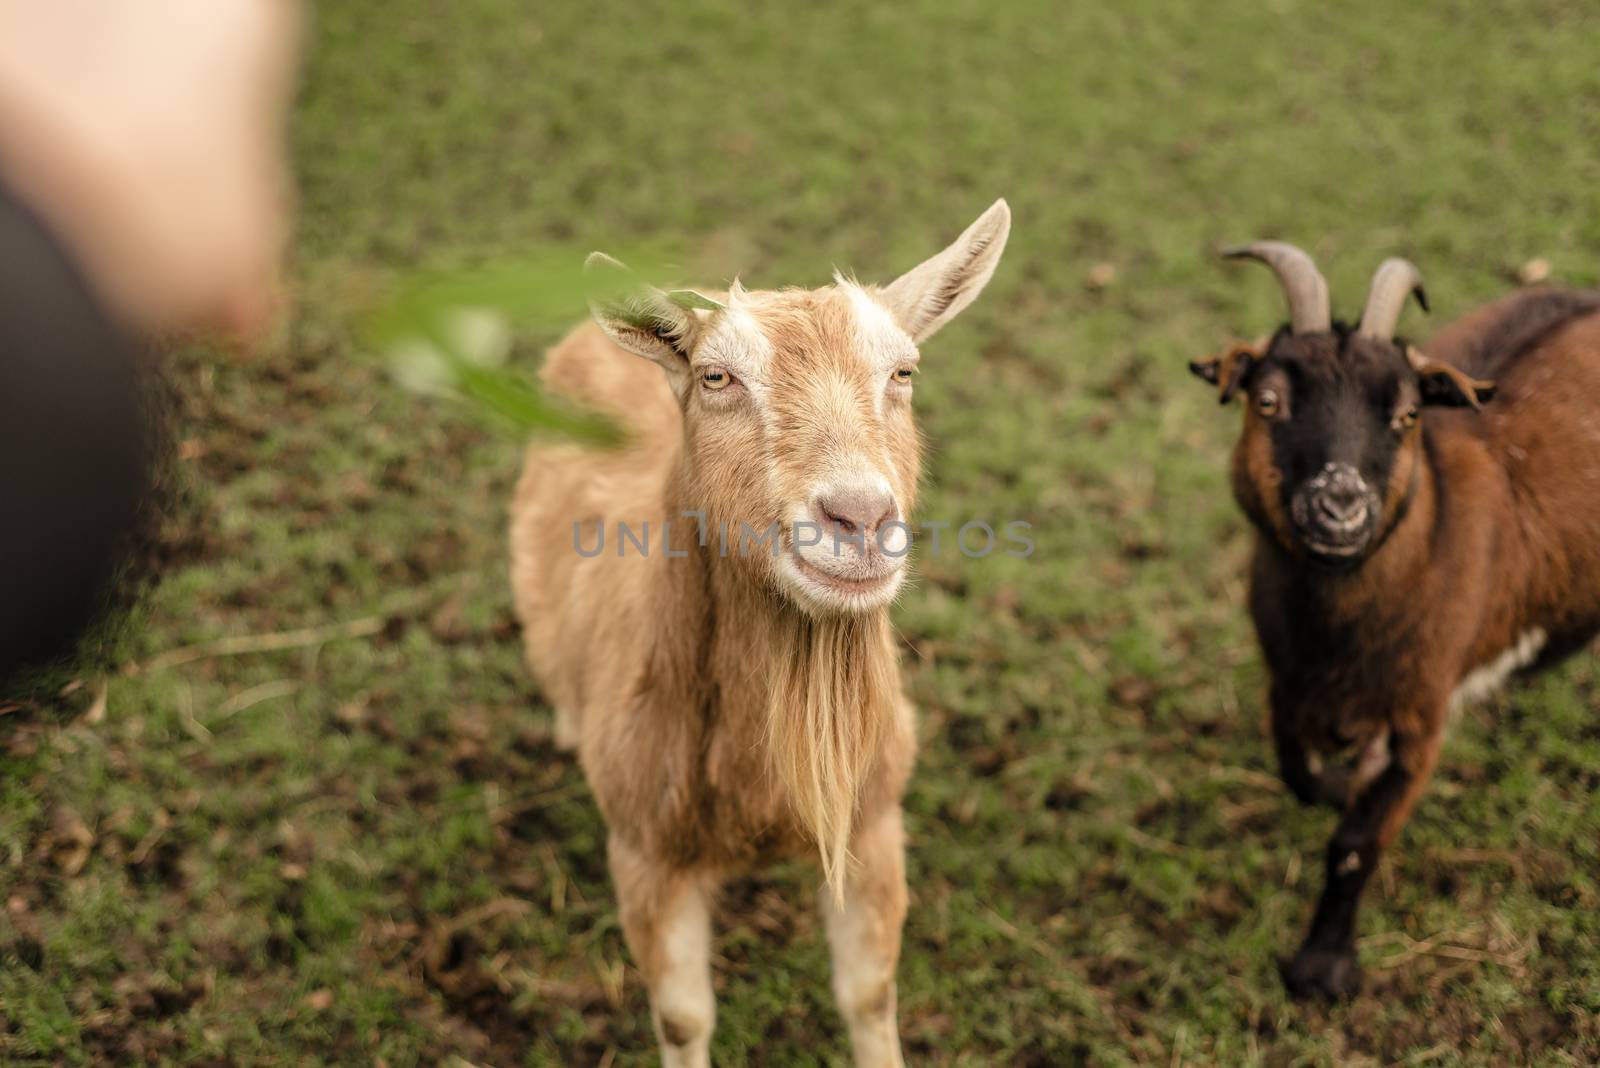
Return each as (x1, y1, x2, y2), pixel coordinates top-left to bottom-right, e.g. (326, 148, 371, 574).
(1424, 288, 1600, 382)
(1427, 291, 1600, 656)
(508, 322, 681, 724)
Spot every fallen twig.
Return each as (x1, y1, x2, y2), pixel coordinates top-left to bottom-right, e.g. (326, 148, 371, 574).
(1363, 923, 1529, 974)
(133, 616, 385, 674)
(215, 678, 301, 719)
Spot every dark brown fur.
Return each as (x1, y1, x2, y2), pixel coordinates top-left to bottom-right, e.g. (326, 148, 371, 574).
(1202, 287, 1600, 999)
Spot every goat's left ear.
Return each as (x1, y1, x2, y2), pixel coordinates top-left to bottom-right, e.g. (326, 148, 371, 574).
(1189, 340, 1263, 404)
(1407, 346, 1497, 410)
(880, 198, 1011, 343)
(586, 252, 723, 375)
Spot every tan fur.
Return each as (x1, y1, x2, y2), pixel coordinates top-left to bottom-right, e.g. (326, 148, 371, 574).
(766, 611, 905, 890)
(508, 201, 1008, 1061)
(512, 291, 920, 881)
(511, 301, 915, 1059)
(518, 202, 1004, 1061)
(823, 807, 909, 1067)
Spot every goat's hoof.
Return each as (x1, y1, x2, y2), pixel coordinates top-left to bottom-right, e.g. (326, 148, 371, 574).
(1280, 947, 1362, 1001)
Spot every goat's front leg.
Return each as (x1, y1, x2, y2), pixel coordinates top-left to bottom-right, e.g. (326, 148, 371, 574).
(1271, 692, 1338, 809)
(1280, 715, 1443, 1000)
(821, 806, 908, 1068)
(609, 836, 718, 1068)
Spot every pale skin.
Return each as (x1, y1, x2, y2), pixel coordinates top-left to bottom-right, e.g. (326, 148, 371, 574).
(0, 0, 299, 340)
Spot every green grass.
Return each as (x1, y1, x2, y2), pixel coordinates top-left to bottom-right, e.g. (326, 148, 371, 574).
(4, 0, 1600, 1063)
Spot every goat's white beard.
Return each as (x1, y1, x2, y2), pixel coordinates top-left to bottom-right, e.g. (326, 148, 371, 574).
(765, 611, 897, 901)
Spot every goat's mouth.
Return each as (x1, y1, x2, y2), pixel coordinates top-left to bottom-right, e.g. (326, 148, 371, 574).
(1297, 540, 1371, 572)
(780, 549, 904, 614)
(1289, 521, 1376, 568)
(1289, 483, 1380, 568)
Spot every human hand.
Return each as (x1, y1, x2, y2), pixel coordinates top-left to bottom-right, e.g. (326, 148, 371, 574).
(0, 0, 301, 342)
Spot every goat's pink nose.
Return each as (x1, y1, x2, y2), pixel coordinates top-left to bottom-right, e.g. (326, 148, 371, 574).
(815, 489, 897, 537)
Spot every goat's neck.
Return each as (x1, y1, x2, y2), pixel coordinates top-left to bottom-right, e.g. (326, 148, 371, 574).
(635, 458, 720, 721)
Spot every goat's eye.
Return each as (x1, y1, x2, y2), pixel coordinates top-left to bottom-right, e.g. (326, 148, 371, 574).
(1257, 390, 1281, 417)
(1397, 405, 1420, 430)
(701, 367, 733, 391)
(892, 367, 915, 384)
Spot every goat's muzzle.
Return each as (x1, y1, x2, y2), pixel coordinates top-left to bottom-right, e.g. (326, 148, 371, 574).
(1289, 463, 1380, 566)
(780, 480, 908, 615)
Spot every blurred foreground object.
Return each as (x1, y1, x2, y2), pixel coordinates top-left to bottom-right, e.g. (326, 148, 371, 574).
(0, 0, 300, 341)
(369, 254, 647, 444)
(0, 0, 299, 684)
(0, 186, 147, 680)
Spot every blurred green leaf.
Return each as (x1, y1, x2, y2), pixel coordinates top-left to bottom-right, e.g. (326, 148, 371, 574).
(364, 247, 677, 445)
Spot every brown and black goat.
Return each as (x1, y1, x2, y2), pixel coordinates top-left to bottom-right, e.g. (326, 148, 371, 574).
(1191, 240, 1600, 999)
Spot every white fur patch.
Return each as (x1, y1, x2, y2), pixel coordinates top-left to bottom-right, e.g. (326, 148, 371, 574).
(1451, 628, 1547, 713)
(822, 864, 905, 1066)
(842, 281, 916, 370)
(651, 885, 715, 1064)
(698, 291, 774, 395)
(842, 281, 918, 416)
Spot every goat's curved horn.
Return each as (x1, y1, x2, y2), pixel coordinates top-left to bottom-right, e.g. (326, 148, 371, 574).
(1358, 257, 1429, 340)
(1222, 241, 1331, 334)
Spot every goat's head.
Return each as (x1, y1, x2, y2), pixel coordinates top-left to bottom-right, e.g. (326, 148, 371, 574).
(588, 199, 1011, 614)
(1192, 243, 1495, 569)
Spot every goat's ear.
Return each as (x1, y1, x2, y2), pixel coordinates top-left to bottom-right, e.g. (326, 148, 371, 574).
(880, 198, 1011, 343)
(586, 252, 706, 371)
(1407, 346, 1496, 410)
(1189, 340, 1263, 404)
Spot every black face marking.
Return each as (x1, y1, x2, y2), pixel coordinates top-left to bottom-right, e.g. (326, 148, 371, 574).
(1248, 326, 1420, 566)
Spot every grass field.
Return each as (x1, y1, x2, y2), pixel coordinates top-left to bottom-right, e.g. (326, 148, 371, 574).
(4, 0, 1600, 1064)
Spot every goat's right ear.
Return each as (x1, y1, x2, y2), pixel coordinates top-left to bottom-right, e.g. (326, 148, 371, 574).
(1189, 340, 1263, 404)
(586, 252, 702, 372)
(1407, 346, 1497, 410)
(880, 199, 1011, 343)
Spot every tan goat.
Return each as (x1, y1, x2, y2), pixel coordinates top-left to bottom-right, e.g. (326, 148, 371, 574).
(509, 200, 1010, 1067)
